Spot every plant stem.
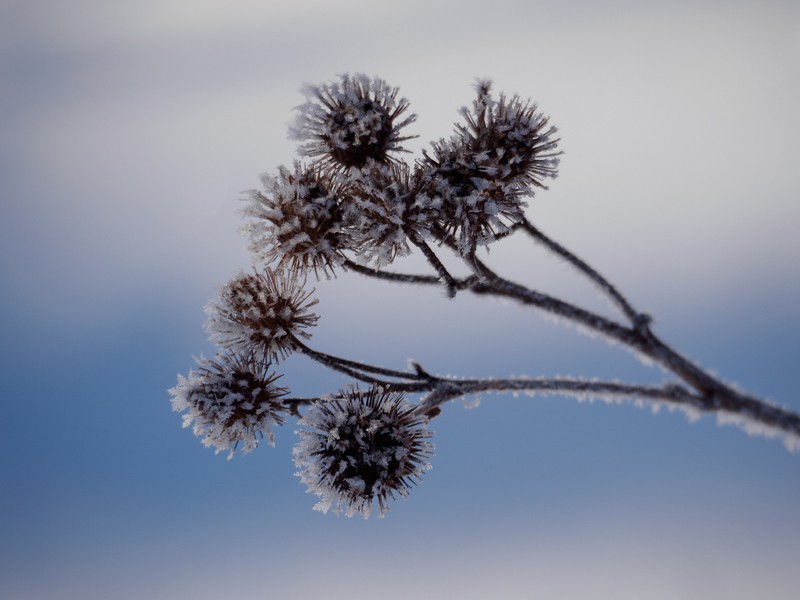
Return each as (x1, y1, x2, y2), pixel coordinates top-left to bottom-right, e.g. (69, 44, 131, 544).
(408, 232, 459, 297)
(520, 217, 643, 325)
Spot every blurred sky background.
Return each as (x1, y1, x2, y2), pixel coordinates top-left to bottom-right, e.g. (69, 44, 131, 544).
(2, 0, 799, 598)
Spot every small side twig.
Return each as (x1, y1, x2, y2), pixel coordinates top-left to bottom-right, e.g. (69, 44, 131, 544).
(408, 232, 460, 297)
(520, 217, 644, 325)
(342, 258, 441, 285)
(290, 335, 428, 383)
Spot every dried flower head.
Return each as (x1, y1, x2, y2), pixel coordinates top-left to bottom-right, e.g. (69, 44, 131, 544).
(169, 353, 288, 458)
(421, 80, 560, 255)
(293, 386, 434, 518)
(289, 73, 417, 171)
(422, 166, 521, 255)
(458, 80, 560, 190)
(243, 162, 350, 277)
(205, 268, 318, 362)
(342, 161, 432, 267)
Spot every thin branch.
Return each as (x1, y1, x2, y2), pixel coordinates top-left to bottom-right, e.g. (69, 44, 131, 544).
(491, 222, 522, 242)
(466, 274, 795, 434)
(291, 341, 392, 385)
(287, 337, 800, 445)
(342, 258, 441, 285)
(465, 247, 500, 281)
(417, 378, 702, 412)
(431, 222, 502, 281)
(469, 276, 640, 346)
(290, 335, 427, 382)
(281, 396, 317, 416)
(417, 377, 800, 445)
(520, 218, 644, 325)
(341, 258, 478, 290)
(408, 232, 459, 297)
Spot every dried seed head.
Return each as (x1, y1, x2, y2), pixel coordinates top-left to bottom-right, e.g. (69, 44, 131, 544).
(169, 353, 288, 458)
(458, 80, 560, 190)
(420, 80, 561, 255)
(243, 163, 350, 277)
(422, 163, 524, 255)
(205, 268, 318, 362)
(290, 74, 417, 171)
(341, 162, 432, 267)
(293, 386, 434, 518)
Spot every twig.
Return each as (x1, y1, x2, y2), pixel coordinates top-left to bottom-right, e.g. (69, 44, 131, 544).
(520, 217, 644, 325)
(290, 335, 427, 382)
(408, 232, 460, 297)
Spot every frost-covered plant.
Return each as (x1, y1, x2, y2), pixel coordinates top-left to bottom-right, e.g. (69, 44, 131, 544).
(169, 353, 288, 458)
(243, 163, 350, 277)
(204, 267, 318, 362)
(294, 386, 433, 518)
(289, 73, 416, 171)
(420, 80, 560, 255)
(171, 73, 800, 518)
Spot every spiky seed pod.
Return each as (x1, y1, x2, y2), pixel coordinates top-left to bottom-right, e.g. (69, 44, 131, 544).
(293, 386, 434, 518)
(341, 161, 432, 267)
(422, 161, 522, 255)
(205, 268, 318, 363)
(289, 73, 417, 171)
(420, 80, 561, 255)
(169, 353, 289, 458)
(457, 80, 560, 190)
(243, 163, 351, 277)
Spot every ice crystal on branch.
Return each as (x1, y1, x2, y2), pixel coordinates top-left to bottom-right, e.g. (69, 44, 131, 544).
(205, 268, 318, 362)
(169, 353, 288, 458)
(421, 80, 560, 255)
(293, 386, 434, 518)
(243, 163, 350, 277)
(289, 74, 417, 171)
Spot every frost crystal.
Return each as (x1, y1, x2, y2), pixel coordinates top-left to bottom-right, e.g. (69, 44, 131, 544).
(289, 73, 417, 171)
(169, 353, 288, 458)
(205, 268, 318, 362)
(293, 386, 434, 518)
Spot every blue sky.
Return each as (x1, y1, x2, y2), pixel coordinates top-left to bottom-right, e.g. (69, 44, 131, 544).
(2, 1, 799, 598)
